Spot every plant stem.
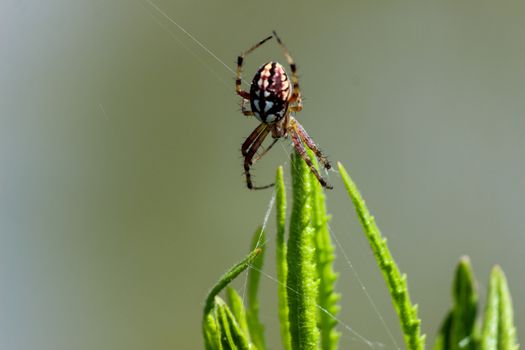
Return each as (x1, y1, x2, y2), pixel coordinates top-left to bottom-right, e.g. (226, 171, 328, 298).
(287, 152, 320, 350)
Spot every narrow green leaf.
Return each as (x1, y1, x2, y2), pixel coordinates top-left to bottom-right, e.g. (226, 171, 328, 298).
(482, 266, 500, 350)
(338, 162, 425, 350)
(496, 267, 519, 350)
(203, 311, 223, 350)
(275, 166, 292, 350)
(434, 312, 453, 350)
(202, 247, 262, 345)
(434, 256, 479, 350)
(287, 151, 320, 350)
(226, 287, 250, 341)
(311, 155, 340, 350)
(216, 297, 252, 350)
(480, 266, 519, 350)
(451, 257, 479, 350)
(247, 227, 266, 350)
(216, 300, 238, 350)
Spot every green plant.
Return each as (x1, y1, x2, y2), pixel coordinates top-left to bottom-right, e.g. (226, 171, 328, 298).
(202, 153, 519, 350)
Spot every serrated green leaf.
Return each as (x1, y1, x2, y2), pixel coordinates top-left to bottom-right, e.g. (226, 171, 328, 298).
(311, 154, 340, 350)
(338, 162, 425, 350)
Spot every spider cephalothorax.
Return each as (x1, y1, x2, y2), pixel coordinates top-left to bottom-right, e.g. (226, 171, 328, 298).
(236, 31, 332, 190)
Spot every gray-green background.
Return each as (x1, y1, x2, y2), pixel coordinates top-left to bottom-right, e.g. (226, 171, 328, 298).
(1, 1, 523, 349)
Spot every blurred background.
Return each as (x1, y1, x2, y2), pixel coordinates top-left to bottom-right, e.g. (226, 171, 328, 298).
(1, 0, 524, 349)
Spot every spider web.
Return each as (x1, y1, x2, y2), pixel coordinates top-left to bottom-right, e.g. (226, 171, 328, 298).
(139, 2, 400, 349)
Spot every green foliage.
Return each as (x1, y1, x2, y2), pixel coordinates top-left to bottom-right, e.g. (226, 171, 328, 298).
(338, 162, 425, 350)
(202, 248, 261, 350)
(275, 166, 292, 350)
(247, 227, 266, 350)
(434, 257, 479, 350)
(226, 288, 250, 341)
(435, 260, 519, 350)
(286, 152, 320, 350)
(216, 297, 252, 350)
(311, 158, 340, 350)
(480, 266, 519, 350)
(202, 155, 519, 350)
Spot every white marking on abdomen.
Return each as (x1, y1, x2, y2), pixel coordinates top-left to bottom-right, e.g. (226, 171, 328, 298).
(263, 101, 274, 113)
(258, 78, 268, 89)
(266, 114, 277, 123)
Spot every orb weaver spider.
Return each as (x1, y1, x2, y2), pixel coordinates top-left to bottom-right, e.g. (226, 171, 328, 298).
(236, 31, 333, 190)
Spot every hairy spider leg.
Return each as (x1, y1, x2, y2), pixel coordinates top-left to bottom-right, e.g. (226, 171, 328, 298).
(289, 103, 303, 113)
(293, 120, 332, 169)
(252, 137, 279, 163)
(290, 120, 333, 189)
(272, 31, 302, 109)
(242, 123, 267, 156)
(243, 126, 274, 189)
(236, 35, 274, 100)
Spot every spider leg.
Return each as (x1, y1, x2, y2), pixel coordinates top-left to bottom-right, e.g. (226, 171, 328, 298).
(253, 137, 279, 163)
(244, 126, 273, 190)
(273, 31, 301, 105)
(292, 118, 332, 169)
(290, 123, 333, 189)
(289, 100, 303, 113)
(241, 99, 254, 116)
(236, 35, 273, 100)
(242, 123, 267, 156)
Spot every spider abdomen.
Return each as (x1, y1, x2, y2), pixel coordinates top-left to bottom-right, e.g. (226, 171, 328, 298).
(249, 61, 290, 124)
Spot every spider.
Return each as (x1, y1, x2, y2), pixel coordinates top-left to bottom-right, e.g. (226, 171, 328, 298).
(236, 31, 333, 190)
